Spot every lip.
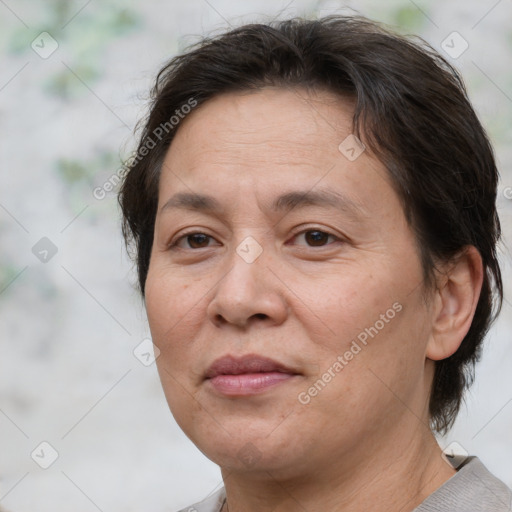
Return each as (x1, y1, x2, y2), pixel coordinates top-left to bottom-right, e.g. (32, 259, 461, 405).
(204, 354, 300, 396)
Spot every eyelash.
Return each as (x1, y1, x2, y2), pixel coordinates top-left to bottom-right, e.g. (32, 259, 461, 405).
(167, 228, 342, 250)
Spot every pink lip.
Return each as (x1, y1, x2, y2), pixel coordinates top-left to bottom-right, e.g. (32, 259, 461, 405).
(204, 355, 299, 396)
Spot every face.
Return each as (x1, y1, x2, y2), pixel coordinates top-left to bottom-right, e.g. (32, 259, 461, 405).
(145, 87, 437, 478)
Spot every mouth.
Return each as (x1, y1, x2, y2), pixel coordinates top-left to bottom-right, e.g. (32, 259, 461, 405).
(204, 354, 300, 396)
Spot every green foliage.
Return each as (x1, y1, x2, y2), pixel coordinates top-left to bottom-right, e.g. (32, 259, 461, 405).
(56, 150, 118, 186)
(0, 263, 25, 297)
(394, 5, 427, 31)
(44, 65, 100, 99)
(56, 159, 91, 185)
(4, 1, 140, 98)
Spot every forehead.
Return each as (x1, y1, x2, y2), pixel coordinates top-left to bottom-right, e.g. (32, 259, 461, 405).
(156, 87, 397, 221)
(162, 87, 356, 169)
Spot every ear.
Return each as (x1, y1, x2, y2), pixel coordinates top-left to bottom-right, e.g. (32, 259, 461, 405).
(426, 246, 484, 361)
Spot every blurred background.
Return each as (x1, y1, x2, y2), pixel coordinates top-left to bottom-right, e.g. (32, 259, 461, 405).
(0, 0, 511, 510)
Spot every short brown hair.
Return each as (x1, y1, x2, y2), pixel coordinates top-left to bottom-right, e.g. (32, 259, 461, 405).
(118, 15, 503, 434)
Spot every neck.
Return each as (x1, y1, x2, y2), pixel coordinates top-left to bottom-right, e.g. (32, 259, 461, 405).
(220, 426, 455, 512)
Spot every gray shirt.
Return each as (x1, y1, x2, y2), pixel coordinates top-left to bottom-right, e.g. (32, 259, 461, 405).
(177, 457, 512, 511)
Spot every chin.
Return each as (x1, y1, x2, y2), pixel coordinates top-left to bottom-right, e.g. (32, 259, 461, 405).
(194, 428, 307, 477)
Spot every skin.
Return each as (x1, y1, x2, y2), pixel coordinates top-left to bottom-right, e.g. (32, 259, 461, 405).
(145, 87, 483, 511)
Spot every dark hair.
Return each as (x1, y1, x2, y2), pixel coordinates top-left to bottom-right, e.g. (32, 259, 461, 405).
(118, 15, 503, 434)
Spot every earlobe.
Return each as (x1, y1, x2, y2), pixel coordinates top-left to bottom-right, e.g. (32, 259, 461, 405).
(426, 246, 484, 361)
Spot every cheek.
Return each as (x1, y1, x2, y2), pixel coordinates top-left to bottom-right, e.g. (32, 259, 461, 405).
(296, 300, 428, 441)
(146, 272, 207, 427)
(294, 260, 428, 389)
(145, 270, 198, 368)
(145, 264, 201, 334)
(287, 267, 396, 354)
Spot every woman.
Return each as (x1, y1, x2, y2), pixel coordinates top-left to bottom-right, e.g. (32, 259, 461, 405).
(118, 15, 511, 512)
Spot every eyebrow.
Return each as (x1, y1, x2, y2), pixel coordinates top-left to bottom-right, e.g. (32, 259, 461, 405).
(159, 189, 366, 220)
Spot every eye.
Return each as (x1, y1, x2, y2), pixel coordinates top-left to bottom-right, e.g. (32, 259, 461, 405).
(169, 232, 218, 250)
(290, 229, 340, 247)
(168, 228, 341, 251)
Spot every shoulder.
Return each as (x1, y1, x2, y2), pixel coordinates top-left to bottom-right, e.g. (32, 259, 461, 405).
(415, 456, 512, 512)
(175, 488, 226, 512)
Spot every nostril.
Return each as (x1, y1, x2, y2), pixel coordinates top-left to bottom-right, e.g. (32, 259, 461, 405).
(215, 314, 227, 324)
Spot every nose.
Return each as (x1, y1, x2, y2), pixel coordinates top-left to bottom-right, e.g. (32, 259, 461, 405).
(206, 243, 288, 329)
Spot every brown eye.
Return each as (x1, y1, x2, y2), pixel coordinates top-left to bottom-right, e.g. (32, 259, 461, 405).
(170, 232, 216, 250)
(185, 233, 211, 248)
(304, 230, 330, 246)
(293, 229, 338, 247)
